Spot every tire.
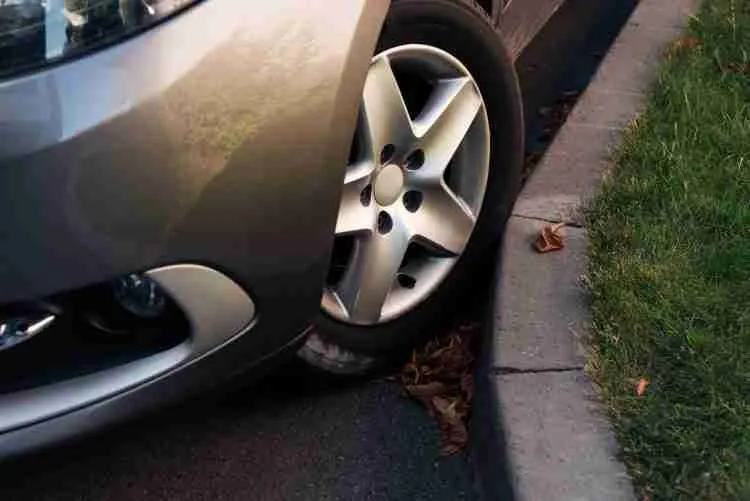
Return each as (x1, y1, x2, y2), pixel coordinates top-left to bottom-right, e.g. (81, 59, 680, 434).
(299, 0, 523, 374)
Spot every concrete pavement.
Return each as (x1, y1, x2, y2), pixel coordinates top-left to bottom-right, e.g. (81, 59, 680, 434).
(477, 0, 698, 499)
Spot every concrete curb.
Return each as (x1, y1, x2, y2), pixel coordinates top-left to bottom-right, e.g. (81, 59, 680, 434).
(475, 0, 698, 499)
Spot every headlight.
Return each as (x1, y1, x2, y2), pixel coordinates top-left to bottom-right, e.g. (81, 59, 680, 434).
(0, 0, 198, 77)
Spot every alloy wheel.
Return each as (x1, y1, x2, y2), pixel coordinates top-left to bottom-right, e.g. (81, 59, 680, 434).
(322, 44, 491, 326)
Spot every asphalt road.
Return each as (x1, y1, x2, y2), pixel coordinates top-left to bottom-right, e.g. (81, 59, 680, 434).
(0, 2, 634, 500)
(1, 363, 475, 501)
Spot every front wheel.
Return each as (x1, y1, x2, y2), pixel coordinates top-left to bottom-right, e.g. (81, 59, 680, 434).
(299, 0, 523, 374)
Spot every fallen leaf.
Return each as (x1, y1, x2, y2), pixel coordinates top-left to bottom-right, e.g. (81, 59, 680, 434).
(723, 62, 750, 74)
(460, 373, 474, 403)
(405, 382, 449, 410)
(432, 396, 468, 456)
(427, 345, 452, 361)
(533, 222, 566, 253)
(636, 378, 649, 397)
(398, 322, 480, 456)
(665, 36, 700, 58)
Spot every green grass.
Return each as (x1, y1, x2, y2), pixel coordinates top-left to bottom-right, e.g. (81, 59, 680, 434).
(587, 1, 750, 500)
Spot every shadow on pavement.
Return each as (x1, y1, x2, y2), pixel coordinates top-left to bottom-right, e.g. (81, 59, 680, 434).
(0, 360, 476, 501)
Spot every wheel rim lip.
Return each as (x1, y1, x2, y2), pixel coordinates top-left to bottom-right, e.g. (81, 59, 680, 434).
(322, 43, 491, 326)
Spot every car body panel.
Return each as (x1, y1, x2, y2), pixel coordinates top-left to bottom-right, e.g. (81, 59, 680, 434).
(499, 0, 566, 59)
(0, 0, 388, 457)
(472, 0, 565, 60)
(0, 0, 386, 309)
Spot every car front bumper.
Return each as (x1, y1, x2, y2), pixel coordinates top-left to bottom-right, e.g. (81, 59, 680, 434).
(0, 0, 388, 458)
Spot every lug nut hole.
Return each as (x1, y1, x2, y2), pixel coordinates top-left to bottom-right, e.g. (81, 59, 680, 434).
(360, 184, 372, 206)
(405, 149, 425, 170)
(397, 274, 416, 289)
(380, 144, 396, 164)
(402, 190, 423, 212)
(377, 211, 393, 234)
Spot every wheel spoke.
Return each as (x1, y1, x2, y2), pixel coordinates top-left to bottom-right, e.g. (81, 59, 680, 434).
(408, 184, 476, 256)
(412, 78, 482, 183)
(335, 162, 377, 236)
(363, 55, 414, 160)
(335, 224, 410, 324)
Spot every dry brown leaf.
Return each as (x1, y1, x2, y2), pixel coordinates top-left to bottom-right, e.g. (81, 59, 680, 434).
(636, 378, 649, 397)
(398, 322, 479, 456)
(432, 396, 468, 456)
(665, 36, 700, 58)
(401, 356, 421, 385)
(533, 222, 566, 253)
(723, 62, 750, 74)
(427, 345, 452, 361)
(460, 373, 474, 402)
(405, 382, 449, 410)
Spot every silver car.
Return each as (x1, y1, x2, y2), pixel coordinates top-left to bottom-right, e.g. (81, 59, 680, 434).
(0, 0, 553, 458)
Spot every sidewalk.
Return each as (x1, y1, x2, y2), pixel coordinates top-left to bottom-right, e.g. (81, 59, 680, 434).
(473, 0, 697, 499)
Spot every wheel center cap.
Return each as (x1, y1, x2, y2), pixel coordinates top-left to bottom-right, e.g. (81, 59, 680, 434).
(373, 164, 404, 206)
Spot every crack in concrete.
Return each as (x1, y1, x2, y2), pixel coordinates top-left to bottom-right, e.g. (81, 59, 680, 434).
(510, 214, 585, 228)
(491, 365, 584, 375)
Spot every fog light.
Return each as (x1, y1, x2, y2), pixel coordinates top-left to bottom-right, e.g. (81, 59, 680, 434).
(113, 273, 167, 319)
(0, 312, 56, 352)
